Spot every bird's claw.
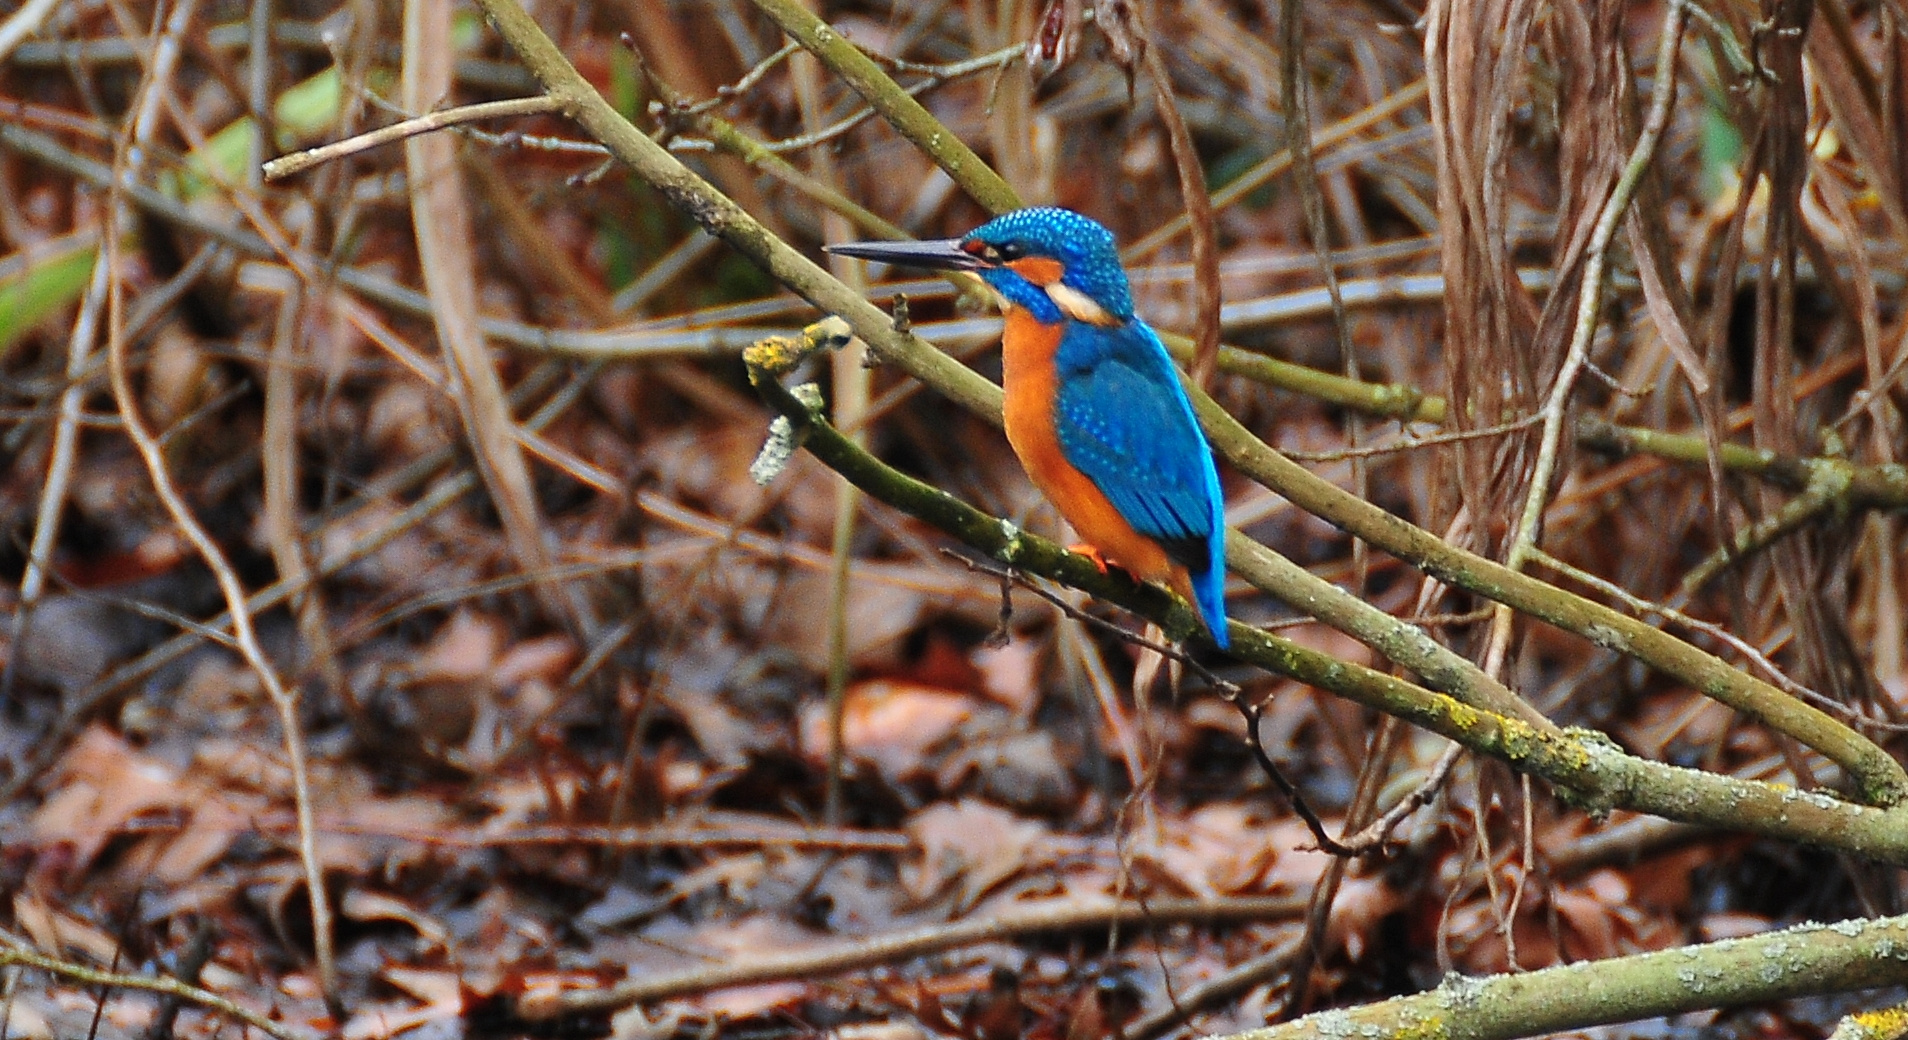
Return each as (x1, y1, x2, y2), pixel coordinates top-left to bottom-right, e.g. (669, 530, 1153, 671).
(1069, 543, 1111, 574)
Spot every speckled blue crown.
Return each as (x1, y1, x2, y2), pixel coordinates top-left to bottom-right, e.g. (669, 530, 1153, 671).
(967, 208, 1134, 321)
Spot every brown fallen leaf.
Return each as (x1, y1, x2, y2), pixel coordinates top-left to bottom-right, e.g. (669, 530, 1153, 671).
(31, 726, 185, 869)
(1129, 803, 1285, 898)
(13, 889, 119, 963)
(800, 679, 980, 781)
(342, 888, 452, 949)
(905, 799, 1052, 909)
(972, 638, 1044, 716)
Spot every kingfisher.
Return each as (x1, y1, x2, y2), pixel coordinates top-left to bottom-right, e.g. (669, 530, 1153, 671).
(827, 207, 1230, 648)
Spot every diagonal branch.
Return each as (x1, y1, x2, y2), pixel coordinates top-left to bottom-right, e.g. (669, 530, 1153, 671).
(1216, 916, 1908, 1040)
(463, 0, 1907, 807)
(742, 349, 1908, 864)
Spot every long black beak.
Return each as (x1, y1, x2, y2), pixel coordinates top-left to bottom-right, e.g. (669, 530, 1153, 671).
(824, 237, 986, 272)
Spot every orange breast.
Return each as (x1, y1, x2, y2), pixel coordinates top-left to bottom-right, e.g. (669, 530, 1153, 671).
(999, 307, 1182, 589)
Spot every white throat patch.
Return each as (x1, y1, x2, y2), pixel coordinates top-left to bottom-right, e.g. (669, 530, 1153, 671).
(1044, 283, 1118, 326)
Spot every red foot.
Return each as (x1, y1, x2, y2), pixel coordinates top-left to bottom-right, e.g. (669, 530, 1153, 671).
(1069, 543, 1112, 575)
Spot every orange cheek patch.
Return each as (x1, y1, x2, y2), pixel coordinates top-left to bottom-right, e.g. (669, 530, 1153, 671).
(1007, 257, 1065, 285)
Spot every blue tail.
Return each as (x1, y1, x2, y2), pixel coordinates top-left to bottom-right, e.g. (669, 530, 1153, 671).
(1192, 546, 1229, 649)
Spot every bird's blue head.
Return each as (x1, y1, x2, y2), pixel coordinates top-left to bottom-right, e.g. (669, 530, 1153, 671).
(960, 208, 1133, 325)
(826, 207, 1134, 327)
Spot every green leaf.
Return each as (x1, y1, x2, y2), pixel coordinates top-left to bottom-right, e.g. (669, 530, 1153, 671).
(0, 236, 99, 360)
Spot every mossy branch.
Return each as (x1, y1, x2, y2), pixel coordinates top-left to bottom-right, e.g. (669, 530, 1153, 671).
(464, 0, 1905, 805)
(1578, 415, 1908, 597)
(1197, 395, 1908, 805)
(1225, 534, 1554, 733)
(1162, 328, 1445, 423)
(747, 345, 1908, 864)
(1577, 415, 1908, 509)
(1214, 916, 1908, 1040)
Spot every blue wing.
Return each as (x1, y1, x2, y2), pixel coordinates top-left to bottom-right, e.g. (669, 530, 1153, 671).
(1051, 320, 1229, 645)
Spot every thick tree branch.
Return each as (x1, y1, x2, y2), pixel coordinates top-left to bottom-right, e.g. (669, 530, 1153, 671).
(465, 0, 1906, 806)
(1216, 916, 1908, 1040)
(745, 352, 1908, 866)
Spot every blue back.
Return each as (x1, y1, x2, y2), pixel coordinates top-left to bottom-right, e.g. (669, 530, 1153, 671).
(1050, 319, 1230, 648)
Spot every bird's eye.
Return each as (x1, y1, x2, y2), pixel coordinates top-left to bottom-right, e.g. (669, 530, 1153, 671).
(996, 242, 1026, 261)
(962, 240, 1002, 264)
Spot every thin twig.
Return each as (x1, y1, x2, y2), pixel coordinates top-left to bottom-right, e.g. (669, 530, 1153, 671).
(1335, 727, 1464, 849)
(1282, 415, 1542, 462)
(756, 45, 1022, 154)
(104, 129, 339, 1013)
(522, 894, 1305, 1018)
(944, 550, 1238, 694)
(0, 0, 58, 62)
(697, 41, 802, 111)
(1127, 933, 1307, 1040)
(262, 94, 562, 179)
(0, 944, 312, 1040)
(1241, 697, 1355, 856)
